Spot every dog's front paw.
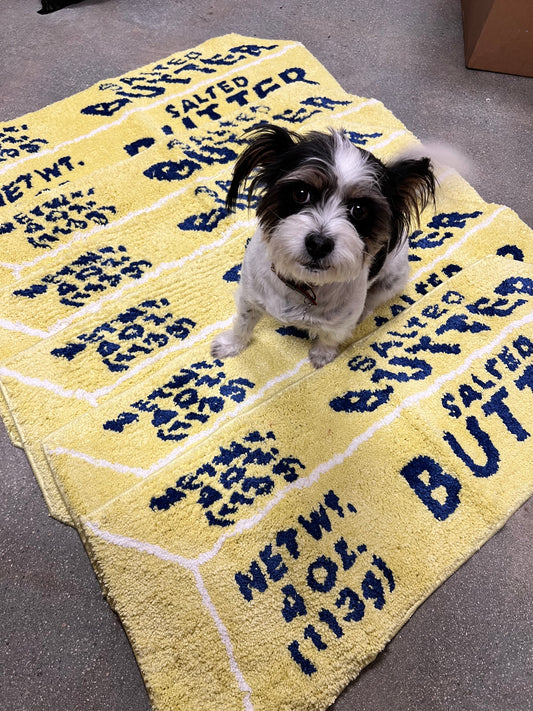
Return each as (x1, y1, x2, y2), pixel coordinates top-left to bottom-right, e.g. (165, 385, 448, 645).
(309, 341, 339, 369)
(211, 330, 249, 359)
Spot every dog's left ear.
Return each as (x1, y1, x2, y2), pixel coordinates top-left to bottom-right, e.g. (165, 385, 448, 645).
(382, 157, 436, 244)
(225, 124, 299, 212)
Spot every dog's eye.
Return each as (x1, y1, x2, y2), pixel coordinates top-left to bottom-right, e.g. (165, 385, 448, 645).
(292, 185, 312, 204)
(349, 202, 369, 221)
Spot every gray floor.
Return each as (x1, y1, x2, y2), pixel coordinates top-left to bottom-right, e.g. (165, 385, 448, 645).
(1, 1, 532, 710)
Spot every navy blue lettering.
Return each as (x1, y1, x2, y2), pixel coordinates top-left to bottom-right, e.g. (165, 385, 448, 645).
(443, 264, 462, 279)
(498, 346, 521, 372)
(472, 374, 495, 390)
(34, 155, 74, 182)
(223, 264, 241, 282)
(304, 624, 326, 651)
(323, 490, 344, 517)
(334, 538, 357, 570)
(226, 89, 249, 106)
(235, 560, 268, 602)
(400, 455, 461, 520)
(149, 487, 186, 512)
(272, 456, 306, 482)
(514, 335, 533, 358)
(279, 67, 319, 86)
(485, 358, 503, 380)
(276, 528, 300, 559)
(442, 393, 461, 418)
(0, 220, 15, 235)
(422, 302, 449, 319)
(306, 556, 338, 593)
(81, 98, 131, 116)
(436, 313, 490, 336)
(318, 609, 343, 638)
(124, 137, 155, 156)
(415, 272, 443, 295)
(361, 570, 386, 610)
(371, 355, 432, 383)
(482, 387, 530, 441)
(253, 76, 280, 99)
(103, 411, 139, 433)
(370, 340, 402, 358)
(348, 354, 376, 372)
(143, 158, 199, 181)
(3, 179, 24, 202)
(276, 325, 309, 339)
(443, 417, 500, 477)
(372, 555, 395, 592)
(198, 485, 222, 508)
(50, 341, 86, 361)
(288, 641, 316, 676)
(496, 245, 524, 261)
(150, 429, 302, 525)
(196, 103, 222, 120)
(494, 276, 533, 297)
(405, 335, 461, 356)
(458, 384, 482, 408)
(330, 384, 394, 413)
(281, 585, 307, 622)
(298, 504, 332, 540)
(467, 295, 527, 317)
(259, 544, 288, 582)
(516, 364, 533, 395)
(335, 587, 365, 622)
(426, 210, 482, 231)
(179, 206, 227, 232)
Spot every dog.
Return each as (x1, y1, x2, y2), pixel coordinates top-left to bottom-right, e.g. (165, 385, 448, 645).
(211, 124, 437, 368)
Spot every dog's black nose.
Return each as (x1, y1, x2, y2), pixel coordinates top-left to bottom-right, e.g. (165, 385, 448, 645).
(305, 232, 334, 260)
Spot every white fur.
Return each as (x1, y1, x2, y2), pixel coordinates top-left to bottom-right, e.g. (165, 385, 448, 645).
(333, 133, 376, 190)
(268, 195, 368, 286)
(211, 223, 407, 368)
(211, 129, 426, 368)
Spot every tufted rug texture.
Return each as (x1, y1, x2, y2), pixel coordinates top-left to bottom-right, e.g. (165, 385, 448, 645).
(1, 35, 533, 711)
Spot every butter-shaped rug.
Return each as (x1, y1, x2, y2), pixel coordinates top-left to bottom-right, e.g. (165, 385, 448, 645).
(1, 34, 533, 711)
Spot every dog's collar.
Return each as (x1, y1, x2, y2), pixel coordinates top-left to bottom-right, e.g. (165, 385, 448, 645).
(271, 265, 318, 306)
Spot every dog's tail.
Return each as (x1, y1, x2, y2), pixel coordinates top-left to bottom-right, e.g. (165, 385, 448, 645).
(398, 141, 473, 183)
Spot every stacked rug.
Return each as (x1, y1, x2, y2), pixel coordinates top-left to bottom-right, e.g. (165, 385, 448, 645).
(1, 35, 532, 711)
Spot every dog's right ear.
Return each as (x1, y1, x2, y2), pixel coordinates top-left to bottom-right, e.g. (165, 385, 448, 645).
(226, 124, 299, 212)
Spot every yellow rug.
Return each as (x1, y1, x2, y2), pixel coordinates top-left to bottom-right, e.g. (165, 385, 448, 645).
(2, 34, 533, 711)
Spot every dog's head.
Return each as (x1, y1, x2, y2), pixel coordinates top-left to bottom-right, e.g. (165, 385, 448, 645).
(226, 124, 436, 285)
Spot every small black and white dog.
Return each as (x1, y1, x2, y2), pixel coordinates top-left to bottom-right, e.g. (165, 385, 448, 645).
(211, 124, 436, 368)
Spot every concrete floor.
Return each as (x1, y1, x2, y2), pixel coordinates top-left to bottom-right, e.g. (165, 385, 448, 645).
(1, 1, 532, 710)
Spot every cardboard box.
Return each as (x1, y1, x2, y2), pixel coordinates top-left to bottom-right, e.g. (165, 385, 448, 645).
(461, 0, 533, 77)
